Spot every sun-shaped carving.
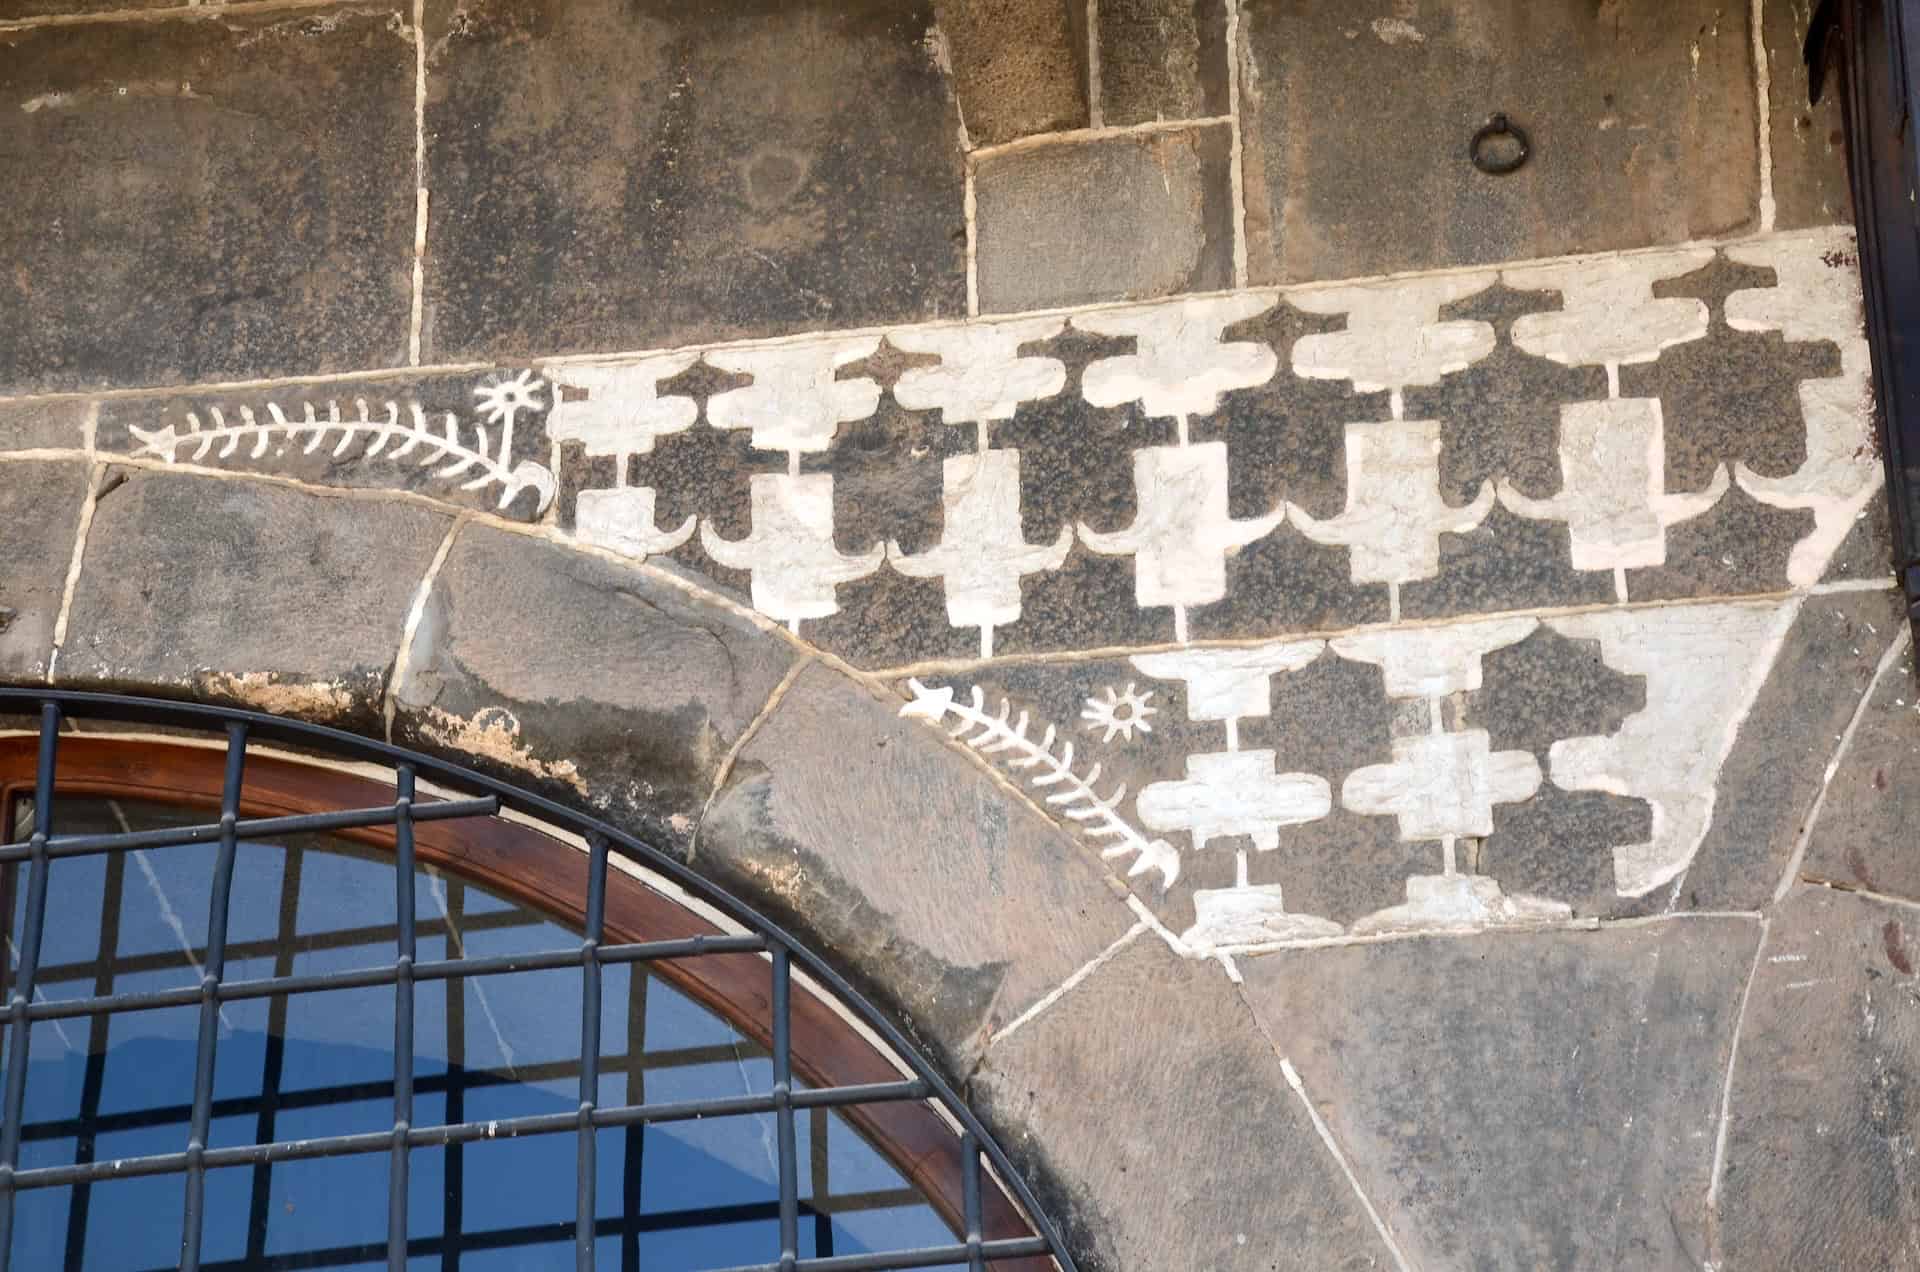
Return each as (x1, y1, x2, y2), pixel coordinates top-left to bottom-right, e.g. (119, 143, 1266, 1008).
(473, 369, 546, 434)
(1081, 682, 1157, 743)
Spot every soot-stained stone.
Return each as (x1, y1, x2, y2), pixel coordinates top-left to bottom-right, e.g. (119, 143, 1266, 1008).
(929, 0, 1089, 145)
(971, 936, 1399, 1271)
(1628, 257, 1842, 490)
(1239, 916, 1763, 1270)
(1716, 887, 1920, 1270)
(1401, 501, 1617, 621)
(0, 0, 168, 17)
(391, 523, 797, 857)
(973, 124, 1234, 312)
(55, 470, 449, 729)
(1626, 483, 1815, 602)
(1236, 0, 1759, 284)
(1468, 624, 1651, 917)
(423, 0, 966, 362)
(0, 461, 88, 682)
(0, 13, 414, 394)
(96, 370, 558, 522)
(993, 326, 1182, 653)
(1408, 282, 1608, 505)
(698, 662, 1134, 1075)
(1094, 0, 1229, 125)
(0, 399, 89, 452)
(1764, 0, 1852, 231)
(1802, 621, 1920, 900)
(1480, 785, 1652, 918)
(1681, 587, 1904, 910)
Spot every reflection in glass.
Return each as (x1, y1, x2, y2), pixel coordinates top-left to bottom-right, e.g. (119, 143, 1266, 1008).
(4, 799, 964, 1270)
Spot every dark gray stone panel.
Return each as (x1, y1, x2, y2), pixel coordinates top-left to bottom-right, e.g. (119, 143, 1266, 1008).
(931, 0, 1088, 145)
(0, 399, 90, 452)
(0, 12, 415, 393)
(1237, 0, 1760, 284)
(1240, 917, 1763, 1270)
(974, 124, 1234, 312)
(1803, 631, 1920, 900)
(422, 0, 967, 362)
(1682, 586, 1905, 910)
(1716, 886, 1920, 1271)
(55, 470, 449, 730)
(0, 460, 88, 682)
(390, 522, 797, 857)
(698, 661, 1135, 1074)
(1764, 0, 1853, 231)
(971, 936, 1400, 1271)
(95, 369, 558, 522)
(1094, 0, 1229, 125)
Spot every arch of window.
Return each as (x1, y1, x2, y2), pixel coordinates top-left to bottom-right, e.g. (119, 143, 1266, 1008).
(0, 689, 1075, 1272)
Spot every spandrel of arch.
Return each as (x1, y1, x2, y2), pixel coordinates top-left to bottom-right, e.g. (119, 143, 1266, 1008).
(0, 693, 1071, 1272)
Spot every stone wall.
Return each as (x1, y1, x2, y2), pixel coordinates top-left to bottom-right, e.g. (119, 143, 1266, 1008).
(3, 0, 1917, 1268)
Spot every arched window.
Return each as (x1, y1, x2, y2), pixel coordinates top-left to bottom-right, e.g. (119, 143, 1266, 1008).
(0, 692, 1074, 1272)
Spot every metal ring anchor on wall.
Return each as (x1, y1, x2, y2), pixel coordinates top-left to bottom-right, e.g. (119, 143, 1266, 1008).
(1470, 113, 1530, 175)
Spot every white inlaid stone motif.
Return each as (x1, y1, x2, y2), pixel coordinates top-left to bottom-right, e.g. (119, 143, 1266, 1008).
(1331, 616, 1537, 699)
(699, 473, 883, 630)
(1548, 599, 1795, 897)
(1076, 294, 1279, 422)
(889, 317, 1066, 438)
(542, 355, 699, 464)
(1505, 249, 1714, 375)
(1498, 397, 1728, 572)
(1725, 231, 1881, 586)
(1080, 441, 1285, 643)
(888, 449, 1071, 656)
(706, 337, 881, 456)
(571, 487, 697, 559)
(1343, 730, 1542, 841)
(1290, 271, 1498, 394)
(1137, 750, 1333, 853)
(1130, 639, 1325, 725)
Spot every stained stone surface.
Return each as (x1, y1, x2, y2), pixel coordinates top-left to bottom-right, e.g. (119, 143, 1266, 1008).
(1716, 886, 1920, 1270)
(931, 0, 1088, 145)
(970, 935, 1398, 1271)
(422, 0, 968, 362)
(973, 125, 1234, 312)
(1803, 634, 1920, 900)
(0, 12, 415, 394)
(0, 460, 88, 681)
(698, 661, 1136, 1074)
(1682, 587, 1907, 910)
(0, 399, 89, 452)
(54, 469, 450, 730)
(1765, 0, 1853, 231)
(1236, 0, 1761, 284)
(1240, 918, 1762, 1270)
(1093, 0, 1228, 125)
(390, 523, 798, 858)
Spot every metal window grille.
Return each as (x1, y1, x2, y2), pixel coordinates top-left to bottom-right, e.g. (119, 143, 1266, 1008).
(0, 690, 1078, 1272)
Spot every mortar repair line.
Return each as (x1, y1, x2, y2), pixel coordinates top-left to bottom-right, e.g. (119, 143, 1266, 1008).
(1771, 624, 1911, 903)
(1706, 912, 1770, 1249)
(0, 0, 350, 30)
(968, 114, 1234, 161)
(964, 160, 980, 318)
(1751, 0, 1777, 233)
(1224, 0, 1249, 289)
(988, 920, 1146, 1049)
(409, 0, 429, 366)
(46, 454, 105, 685)
(689, 654, 813, 861)
(383, 513, 467, 742)
(1276, 1052, 1415, 1271)
(1085, 0, 1104, 128)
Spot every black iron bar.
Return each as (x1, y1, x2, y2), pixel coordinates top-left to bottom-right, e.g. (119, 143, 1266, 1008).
(178, 722, 247, 1272)
(773, 945, 799, 1271)
(244, 842, 304, 1264)
(705, 1237, 1054, 1272)
(962, 1132, 985, 1272)
(389, 764, 417, 1272)
(3, 796, 499, 863)
(60, 821, 126, 1269)
(576, 833, 608, 1271)
(0, 703, 61, 1272)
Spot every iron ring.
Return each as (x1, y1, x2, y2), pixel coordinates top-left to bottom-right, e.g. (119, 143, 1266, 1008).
(1470, 113, 1530, 175)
